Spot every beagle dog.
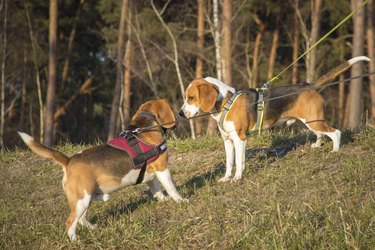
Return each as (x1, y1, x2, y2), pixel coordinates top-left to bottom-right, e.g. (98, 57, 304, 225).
(18, 99, 186, 241)
(179, 56, 370, 182)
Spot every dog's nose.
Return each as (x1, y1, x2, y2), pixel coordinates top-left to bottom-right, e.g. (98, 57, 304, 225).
(178, 109, 186, 118)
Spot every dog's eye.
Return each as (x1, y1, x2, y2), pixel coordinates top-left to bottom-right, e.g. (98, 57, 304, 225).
(188, 96, 194, 101)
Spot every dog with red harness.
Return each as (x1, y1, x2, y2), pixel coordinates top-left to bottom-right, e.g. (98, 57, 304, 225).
(18, 99, 186, 241)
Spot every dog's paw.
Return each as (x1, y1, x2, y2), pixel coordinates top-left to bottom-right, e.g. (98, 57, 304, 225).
(173, 197, 189, 203)
(232, 176, 242, 182)
(311, 143, 321, 148)
(218, 176, 231, 182)
(157, 196, 170, 202)
(179, 198, 189, 203)
(87, 223, 97, 230)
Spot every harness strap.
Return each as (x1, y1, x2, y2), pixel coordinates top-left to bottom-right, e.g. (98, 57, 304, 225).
(134, 141, 167, 184)
(125, 133, 143, 155)
(117, 130, 167, 184)
(251, 88, 267, 134)
(218, 91, 243, 131)
(136, 163, 147, 184)
(132, 141, 167, 166)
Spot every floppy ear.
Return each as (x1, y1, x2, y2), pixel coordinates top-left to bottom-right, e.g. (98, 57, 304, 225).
(152, 99, 176, 128)
(199, 84, 218, 112)
(131, 102, 151, 121)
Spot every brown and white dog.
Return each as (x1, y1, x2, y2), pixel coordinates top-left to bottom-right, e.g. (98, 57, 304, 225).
(18, 99, 186, 241)
(179, 56, 370, 182)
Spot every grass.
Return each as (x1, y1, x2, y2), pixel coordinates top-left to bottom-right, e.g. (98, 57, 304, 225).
(1, 128, 374, 249)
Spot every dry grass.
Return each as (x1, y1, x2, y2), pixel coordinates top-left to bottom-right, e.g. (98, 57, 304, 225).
(1, 128, 374, 249)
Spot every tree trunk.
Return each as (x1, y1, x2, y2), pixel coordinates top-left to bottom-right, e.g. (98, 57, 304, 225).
(268, 28, 279, 80)
(195, 0, 205, 135)
(213, 0, 222, 81)
(306, 0, 322, 83)
(338, 42, 345, 126)
(221, 0, 232, 84)
(0, 0, 7, 149)
(108, 0, 128, 140)
(207, 0, 221, 135)
(347, 0, 365, 129)
(292, 0, 299, 85)
(344, 92, 351, 128)
(123, 39, 132, 126)
(251, 15, 265, 88)
(61, 0, 86, 90)
(338, 73, 345, 125)
(25, 2, 44, 142)
(20, 46, 28, 131)
(196, 0, 205, 79)
(367, 0, 375, 123)
(43, 0, 58, 146)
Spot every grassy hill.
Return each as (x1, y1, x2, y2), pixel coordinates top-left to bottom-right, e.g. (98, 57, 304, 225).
(1, 128, 374, 249)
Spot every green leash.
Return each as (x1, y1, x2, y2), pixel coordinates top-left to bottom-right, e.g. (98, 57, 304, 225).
(267, 0, 369, 85)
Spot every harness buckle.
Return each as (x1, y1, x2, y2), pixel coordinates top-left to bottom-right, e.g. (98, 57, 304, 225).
(119, 130, 131, 138)
(132, 128, 141, 134)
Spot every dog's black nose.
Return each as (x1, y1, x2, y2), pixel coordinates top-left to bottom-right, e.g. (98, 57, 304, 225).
(178, 109, 186, 118)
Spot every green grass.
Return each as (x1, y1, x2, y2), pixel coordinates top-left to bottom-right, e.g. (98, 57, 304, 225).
(1, 128, 374, 249)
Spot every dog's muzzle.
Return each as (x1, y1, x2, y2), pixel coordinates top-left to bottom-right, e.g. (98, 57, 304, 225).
(178, 109, 186, 118)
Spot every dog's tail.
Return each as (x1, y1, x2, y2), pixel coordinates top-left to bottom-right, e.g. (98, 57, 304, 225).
(18, 132, 69, 168)
(315, 56, 371, 86)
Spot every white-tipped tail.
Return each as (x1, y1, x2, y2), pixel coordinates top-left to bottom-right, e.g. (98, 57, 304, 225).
(18, 131, 34, 145)
(348, 56, 371, 65)
(18, 131, 69, 167)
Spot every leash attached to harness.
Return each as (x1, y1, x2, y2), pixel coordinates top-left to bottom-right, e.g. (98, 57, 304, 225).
(251, 88, 267, 135)
(107, 130, 167, 184)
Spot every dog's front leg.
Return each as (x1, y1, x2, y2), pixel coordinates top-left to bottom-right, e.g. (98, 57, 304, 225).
(219, 138, 235, 182)
(155, 168, 188, 202)
(233, 138, 246, 181)
(147, 177, 168, 201)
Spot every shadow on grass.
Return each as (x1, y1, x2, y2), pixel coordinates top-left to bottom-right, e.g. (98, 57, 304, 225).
(90, 130, 356, 223)
(246, 128, 355, 161)
(180, 163, 225, 198)
(90, 195, 152, 225)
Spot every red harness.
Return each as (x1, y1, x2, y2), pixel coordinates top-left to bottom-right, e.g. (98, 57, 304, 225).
(107, 130, 167, 169)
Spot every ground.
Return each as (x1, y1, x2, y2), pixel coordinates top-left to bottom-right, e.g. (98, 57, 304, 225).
(1, 128, 374, 249)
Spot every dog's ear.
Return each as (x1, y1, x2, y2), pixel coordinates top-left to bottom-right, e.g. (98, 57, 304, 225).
(152, 99, 177, 128)
(199, 84, 217, 112)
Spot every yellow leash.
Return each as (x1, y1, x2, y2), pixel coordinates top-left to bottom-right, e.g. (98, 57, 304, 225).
(267, 0, 369, 85)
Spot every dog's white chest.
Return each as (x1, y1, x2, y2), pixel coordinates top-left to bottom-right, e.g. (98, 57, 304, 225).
(218, 120, 237, 139)
(99, 169, 155, 194)
(120, 169, 155, 186)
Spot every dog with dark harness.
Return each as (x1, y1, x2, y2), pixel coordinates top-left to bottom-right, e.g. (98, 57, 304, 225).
(179, 56, 370, 182)
(18, 99, 186, 241)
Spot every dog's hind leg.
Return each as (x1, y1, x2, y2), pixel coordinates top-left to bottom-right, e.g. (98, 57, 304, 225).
(311, 132, 323, 148)
(65, 190, 92, 241)
(303, 120, 341, 152)
(233, 138, 246, 181)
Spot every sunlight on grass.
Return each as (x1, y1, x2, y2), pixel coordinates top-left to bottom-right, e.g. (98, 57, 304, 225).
(1, 128, 374, 248)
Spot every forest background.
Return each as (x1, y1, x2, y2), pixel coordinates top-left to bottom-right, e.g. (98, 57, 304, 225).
(0, 0, 374, 148)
